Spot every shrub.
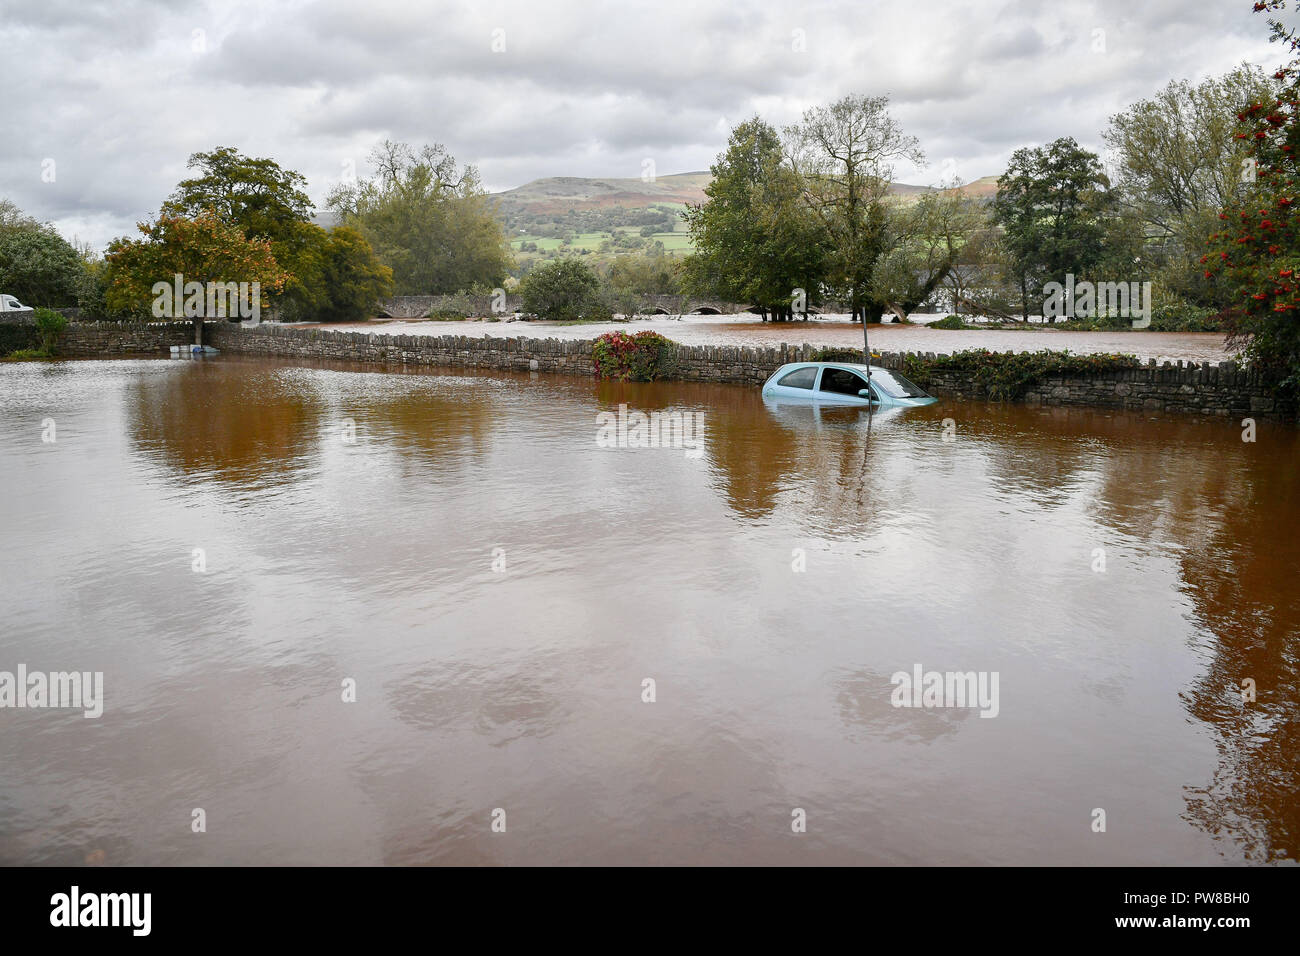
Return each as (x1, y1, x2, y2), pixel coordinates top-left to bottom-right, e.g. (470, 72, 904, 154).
(807, 347, 880, 364)
(1146, 303, 1222, 333)
(929, 314, 971, 329)
(1, 348, 50, 361)
(33, 307, 68, 353)
(900, 348, 1141, 401)
(591, 330, 678, 381)
(521, 258, 606, 321)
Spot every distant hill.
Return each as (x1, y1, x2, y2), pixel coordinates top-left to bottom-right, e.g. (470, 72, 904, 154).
(492, 171, 712, 220)
(491, 171, 996, 269)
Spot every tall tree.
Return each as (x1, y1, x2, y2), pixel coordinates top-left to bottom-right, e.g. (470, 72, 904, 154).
(163, 146, 314, 242)
(993, 137, 1114, 319)
(683, 118, 827, 320)
(163, 146, 391, 320)
(786, 94, 923, 323)
(1105, 64, 1274, 306)
(0, 198, 84, 306)
(104, 211, 290, 343)
(327, 141, 512, 294)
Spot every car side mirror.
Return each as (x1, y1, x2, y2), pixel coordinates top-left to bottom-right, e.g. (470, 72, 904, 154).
(858, 388, 876, 400)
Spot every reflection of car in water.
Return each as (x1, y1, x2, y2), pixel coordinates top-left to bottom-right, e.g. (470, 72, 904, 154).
(761, 362, 937, 407)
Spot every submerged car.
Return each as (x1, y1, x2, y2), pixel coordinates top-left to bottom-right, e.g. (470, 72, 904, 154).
(761, 362, 937, 407)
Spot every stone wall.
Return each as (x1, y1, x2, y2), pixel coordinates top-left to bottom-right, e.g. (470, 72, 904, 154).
(7, 319, 1296, 421)
(57, 320, 203, 355)
(207, 323, 595, 376)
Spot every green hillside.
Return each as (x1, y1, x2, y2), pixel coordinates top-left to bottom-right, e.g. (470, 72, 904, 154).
(491, 171, 994, 269)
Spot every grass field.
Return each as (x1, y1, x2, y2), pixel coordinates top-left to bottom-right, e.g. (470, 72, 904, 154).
(509, 226, 694, 268)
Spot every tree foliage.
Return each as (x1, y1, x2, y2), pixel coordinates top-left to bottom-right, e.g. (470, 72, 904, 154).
(328, 141, 512, 295)
(0, 199, 84, 307)
(1105, 64, 1274, 308)
(104, 211, 290, 338)
(993, 137, 1115, 318)
(520, 257, 606, 320)
(787, 94, 924, 320)
(1204, 1, 1300, 389)
(682, 117, 828, 319)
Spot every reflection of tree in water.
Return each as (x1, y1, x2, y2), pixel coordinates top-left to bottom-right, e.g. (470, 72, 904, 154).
(709, 397, 1300, 859)
(972, 409, 1300, 860)
(350, 384, 498, 470)
(1172, 441, 1300, 862)
(129, 360, 507, 484)
(590, 378, 805, 520)
(129, 360, 320, 485)
(1066, 411, 1300, 861)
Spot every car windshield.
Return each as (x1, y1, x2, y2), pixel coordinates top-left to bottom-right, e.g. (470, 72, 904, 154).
(867, 368, 930, 399)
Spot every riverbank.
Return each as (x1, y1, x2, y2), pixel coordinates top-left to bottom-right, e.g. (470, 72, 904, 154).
(15, 320, 1292, 422)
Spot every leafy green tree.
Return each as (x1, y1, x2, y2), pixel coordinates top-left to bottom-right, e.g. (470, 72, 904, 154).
(870, 187, 988, 319)
(316, 226, 394, 322)
(786, 94, 923, 322)
(163, 146, 314, 241)
(327, 141, 512, 294)
(683, 117, 827, 320)
(0, 199, 84, 306)
(520, 258, 605, 320)
(1205, 2, 1300, 390)
(104, 211, 290, 343)
(1105, 64, 1274, 307)
(993, 137, 1114, 319)
(159, 146, 393, 321)
(163, 146, 327, 319)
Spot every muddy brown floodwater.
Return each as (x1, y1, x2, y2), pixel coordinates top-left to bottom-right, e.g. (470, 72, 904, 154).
(335, 314, 1235, 364)
(0, 355, 1295, 865)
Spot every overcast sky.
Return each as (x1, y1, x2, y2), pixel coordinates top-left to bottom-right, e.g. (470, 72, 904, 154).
(0, 0, 1283, 252)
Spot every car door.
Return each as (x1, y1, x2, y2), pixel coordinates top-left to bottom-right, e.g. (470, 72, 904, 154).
(814, 366, 875, 405)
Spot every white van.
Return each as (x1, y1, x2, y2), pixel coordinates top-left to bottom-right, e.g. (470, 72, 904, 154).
(0, 294, 33, 313)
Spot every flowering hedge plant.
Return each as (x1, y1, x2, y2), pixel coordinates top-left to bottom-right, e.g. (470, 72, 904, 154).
(591, 331, 678, 381)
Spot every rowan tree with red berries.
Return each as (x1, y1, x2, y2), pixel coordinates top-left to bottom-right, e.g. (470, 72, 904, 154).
(1206, 1, 1300, 390)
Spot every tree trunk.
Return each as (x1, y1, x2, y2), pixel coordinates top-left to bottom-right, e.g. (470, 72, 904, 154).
(194, 315, 203, 346)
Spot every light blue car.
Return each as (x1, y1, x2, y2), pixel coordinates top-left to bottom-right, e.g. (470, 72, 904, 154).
(761, 362, 937, 407)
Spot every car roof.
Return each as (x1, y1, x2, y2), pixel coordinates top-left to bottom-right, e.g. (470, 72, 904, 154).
(777, 361, 879, 373)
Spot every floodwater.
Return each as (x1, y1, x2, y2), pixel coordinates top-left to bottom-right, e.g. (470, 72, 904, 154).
(341, 313, 1234, 364)
(0, 355, 1296, 866)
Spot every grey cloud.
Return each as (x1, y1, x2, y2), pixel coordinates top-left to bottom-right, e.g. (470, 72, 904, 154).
(0, 0, 1282, 251)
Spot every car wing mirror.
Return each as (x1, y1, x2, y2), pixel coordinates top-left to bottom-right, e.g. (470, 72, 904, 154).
(858, 388, 877, 401)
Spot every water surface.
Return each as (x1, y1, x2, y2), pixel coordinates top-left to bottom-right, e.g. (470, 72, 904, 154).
(0, 356, 1295, 865)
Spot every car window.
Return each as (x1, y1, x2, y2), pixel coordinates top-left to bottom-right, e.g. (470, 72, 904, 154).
(777, 367, 817, 389)
(868, 369, 930, 398)
(817, 366, 869, 396)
